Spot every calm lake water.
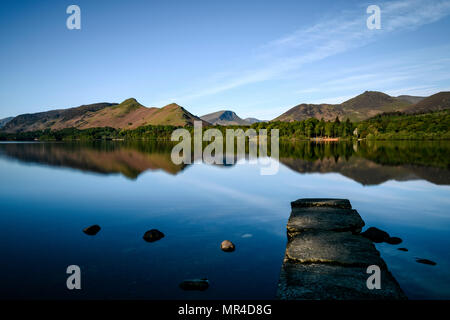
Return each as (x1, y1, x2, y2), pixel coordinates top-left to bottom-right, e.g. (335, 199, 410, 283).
(0, 140, 449, 299)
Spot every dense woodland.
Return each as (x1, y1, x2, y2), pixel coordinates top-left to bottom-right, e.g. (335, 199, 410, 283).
(1, 110, 449, 141)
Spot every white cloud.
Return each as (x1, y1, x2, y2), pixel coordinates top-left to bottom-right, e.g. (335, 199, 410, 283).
(293, 52, 450, 102)
(155, 0, 450, 112)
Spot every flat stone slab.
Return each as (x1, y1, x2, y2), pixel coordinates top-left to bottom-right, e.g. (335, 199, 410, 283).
(285, 231, 386, 268)
(277, 198, 406, 299)
(287, 206, 365, 237)
(291, 198, 352, 209)
(277, 262, 407, 300)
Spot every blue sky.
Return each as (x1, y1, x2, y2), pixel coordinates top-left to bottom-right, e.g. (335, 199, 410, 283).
(1, 0, 450, 119)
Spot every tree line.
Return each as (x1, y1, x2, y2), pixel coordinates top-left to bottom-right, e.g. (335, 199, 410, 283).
(0, 110, 448, 141)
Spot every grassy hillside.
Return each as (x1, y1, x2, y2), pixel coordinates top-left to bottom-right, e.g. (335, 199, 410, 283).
(274, 104, 344, 122)
(3, 99, 207, 132)
(404, 91, 450, 114)
(148, 103, 209, 126)
(274, 91, 412, 122)
(2, 102, 117, 133)
(341, 91, 411, 121)
(0, 117, 13, 128)
(396, 95, 425, 104)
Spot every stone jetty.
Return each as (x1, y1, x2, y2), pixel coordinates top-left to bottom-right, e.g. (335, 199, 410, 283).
(276, 198, 406, 300)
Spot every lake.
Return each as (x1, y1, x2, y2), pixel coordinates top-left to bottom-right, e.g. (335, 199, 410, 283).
(0, 140, 449, 299)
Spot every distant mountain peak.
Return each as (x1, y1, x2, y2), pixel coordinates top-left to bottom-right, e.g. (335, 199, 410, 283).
(200, 110, 255, 125)
(217, 110, 238, 120)
(162, 103, 184, 110)
(122, 97, 138, 104)
(114, 98, 145, 112)
(342, 91, 398, 109)
(244, 117, 263, 124)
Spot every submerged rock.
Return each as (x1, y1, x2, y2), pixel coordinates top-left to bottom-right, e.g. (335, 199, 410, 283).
(179, 279, 209, 291)
(398, 248, 408, 252)
(83, 224, 101, 236)
(416, 258, 437, 266)
(221, 240, 235, 252)
(143, 229, 165, 242)
(361, 227, 403, 245)
(361, 227, 390, 243)
(386, 237, 402, 245)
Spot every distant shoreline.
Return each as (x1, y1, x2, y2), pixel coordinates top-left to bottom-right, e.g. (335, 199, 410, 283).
(1, 109, 449, 142)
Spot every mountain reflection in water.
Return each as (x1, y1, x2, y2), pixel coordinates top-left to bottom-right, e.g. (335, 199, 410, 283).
(0, 140, 448, 185)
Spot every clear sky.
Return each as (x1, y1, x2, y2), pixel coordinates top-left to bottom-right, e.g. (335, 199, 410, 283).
(1, 0, 450, 119)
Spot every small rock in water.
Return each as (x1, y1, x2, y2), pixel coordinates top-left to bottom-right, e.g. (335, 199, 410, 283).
(221, 240, 235, 252)
(143, 229, 165, 242)
(398, 248, 408, 252)
(179, 279, 209, 291)
(361, 227, 390, 243)
(83, 224, 101, 236)
(416, 258, 437, 266)
(386, 237, 403, 245)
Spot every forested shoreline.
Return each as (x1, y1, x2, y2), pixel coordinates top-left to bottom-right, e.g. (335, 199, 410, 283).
(1, 110, 449, 141)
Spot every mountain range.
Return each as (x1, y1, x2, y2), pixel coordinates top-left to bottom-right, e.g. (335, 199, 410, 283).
(274, 91, 431, 122)
(1, 91, 449, 133)
(2, 98, 208, 133)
